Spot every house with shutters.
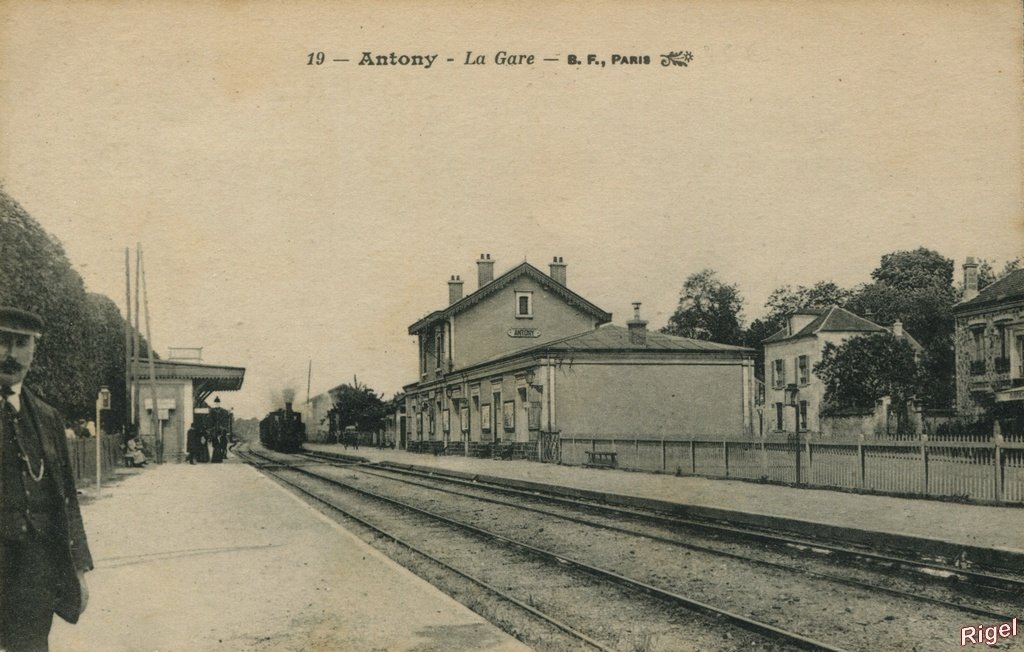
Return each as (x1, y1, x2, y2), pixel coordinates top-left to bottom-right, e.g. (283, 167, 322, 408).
(402, 254, 757, 464)
(762, 305, 921, 437)
(952, 259, 1024, 426)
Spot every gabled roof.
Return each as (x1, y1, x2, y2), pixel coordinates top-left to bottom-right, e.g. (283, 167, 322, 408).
(954, 269, 1024, 313)
(408, 262, 612, 334)
(763, 305, 887, 343)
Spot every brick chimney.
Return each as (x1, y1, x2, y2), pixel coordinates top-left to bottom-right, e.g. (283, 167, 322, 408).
(963, 256, 979, 302)
(448, 275, 463, 305)
(549, 256, 567, 286)
(627, 302, 648, 346)
(476, 253, 494, 288)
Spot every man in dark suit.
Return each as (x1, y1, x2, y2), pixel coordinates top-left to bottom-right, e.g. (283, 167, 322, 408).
(0, 307, 93, 651)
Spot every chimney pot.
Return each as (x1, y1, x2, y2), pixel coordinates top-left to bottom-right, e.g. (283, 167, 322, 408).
(963, 256, 979, 301)
(477, 253, 495, 287)
(627, 301, 648, 346)
(448, 274, 464, 305)
(549, 256, 568, 286)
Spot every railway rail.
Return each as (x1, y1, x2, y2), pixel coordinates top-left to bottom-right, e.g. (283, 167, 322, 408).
(243, 447, 1023, 650)
(240, 447, 837, 651)
(298, 451, 1022, 617)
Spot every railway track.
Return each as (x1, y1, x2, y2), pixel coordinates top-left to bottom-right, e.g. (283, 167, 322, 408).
(241, 447, 838, 651)
(301, 451, 1024, 601)
(246, 447, 1023, 650)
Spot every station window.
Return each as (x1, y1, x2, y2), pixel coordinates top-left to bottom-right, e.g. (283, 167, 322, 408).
(797, 355, 809, 386)
(798, 401, 808, 431)
(515, 291, 533, 318)
(774, 402, 784, 431)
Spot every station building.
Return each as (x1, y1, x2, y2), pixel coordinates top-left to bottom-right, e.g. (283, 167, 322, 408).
(402, 255, 756, 463)
(131, 347, 245, 462)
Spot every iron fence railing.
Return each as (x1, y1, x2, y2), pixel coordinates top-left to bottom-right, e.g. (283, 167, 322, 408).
(560, 436, 1024, 505)
(67, 436, 123, 488)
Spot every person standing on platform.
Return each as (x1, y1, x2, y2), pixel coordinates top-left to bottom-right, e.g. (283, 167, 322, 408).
(186, 424, 199, 464)
(0, 307, 93, 651)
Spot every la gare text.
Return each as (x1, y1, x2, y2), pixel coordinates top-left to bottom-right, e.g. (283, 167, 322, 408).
(353, 51, 652, 69)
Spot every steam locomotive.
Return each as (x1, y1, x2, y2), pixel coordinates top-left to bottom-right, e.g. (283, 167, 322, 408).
(259, 401, 306, 453)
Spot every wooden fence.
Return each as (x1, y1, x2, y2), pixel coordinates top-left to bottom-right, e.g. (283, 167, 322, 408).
(67, 436, 123, 488)
(561, 436, 1024, 505)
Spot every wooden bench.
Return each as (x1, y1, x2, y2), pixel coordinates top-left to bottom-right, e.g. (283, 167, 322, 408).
(584, 451, 617, 469)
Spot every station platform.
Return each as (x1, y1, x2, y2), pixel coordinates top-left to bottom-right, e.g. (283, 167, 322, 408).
(51, 460, 529, 652)
(305, 443, 1024, 571)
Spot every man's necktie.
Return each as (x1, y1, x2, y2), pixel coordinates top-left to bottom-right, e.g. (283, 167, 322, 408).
(1, 385, 43, 481)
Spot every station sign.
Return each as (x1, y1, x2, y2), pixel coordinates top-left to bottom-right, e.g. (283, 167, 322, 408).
(507, 327, 541, 338)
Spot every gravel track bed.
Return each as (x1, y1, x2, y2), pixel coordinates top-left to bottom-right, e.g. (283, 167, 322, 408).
(310, 464, 1020, 651)
(275, 465, 801, 652)
(354, 465, 1020, 616)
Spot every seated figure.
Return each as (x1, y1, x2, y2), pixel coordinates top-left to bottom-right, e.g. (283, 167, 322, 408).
(126, 437, 147, 466)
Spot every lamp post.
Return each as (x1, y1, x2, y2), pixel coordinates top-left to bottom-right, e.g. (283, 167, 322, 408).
(95, 386, 111, 496)
(785, 383, 800, 484)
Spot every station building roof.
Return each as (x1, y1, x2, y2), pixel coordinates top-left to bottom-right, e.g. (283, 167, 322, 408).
(408, 261, 612, 335)
(130, 359, 245, 392)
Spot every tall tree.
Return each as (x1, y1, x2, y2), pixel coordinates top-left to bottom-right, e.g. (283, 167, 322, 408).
(662, 269, 745, 345)
(844, 248, 958, 408)
(764, 281, 857, 324)
(0, 187, 146, 425)
(813, 333, 921, 433)
(849, 247, 956, 350)
(328, 377, 388, 434)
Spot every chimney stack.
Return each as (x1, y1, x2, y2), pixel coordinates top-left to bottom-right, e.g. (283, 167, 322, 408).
(476, 253, 494, 288)
(963, 256, 979, 302)
(627, 302, 648, 347)
(549, 256, 567, 286)
(892, 320, 903, 337)
(448, 275, 464, 305)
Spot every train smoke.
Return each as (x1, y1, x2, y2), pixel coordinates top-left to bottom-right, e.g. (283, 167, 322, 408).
(269, 387, 298, 409)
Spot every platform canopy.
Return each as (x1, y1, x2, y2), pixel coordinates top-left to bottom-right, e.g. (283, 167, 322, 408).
(131, 359, 245, 406)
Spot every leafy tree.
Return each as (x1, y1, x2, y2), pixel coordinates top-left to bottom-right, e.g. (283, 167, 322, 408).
(0, 187, 147, 427)
(764, 281, 857, 324)
(814, 333, 921, 433)
(662, 269, 745, 345)
(840, 248, 958, 409)
(328, 377, 388, 435)
(848, 247, 956, 350)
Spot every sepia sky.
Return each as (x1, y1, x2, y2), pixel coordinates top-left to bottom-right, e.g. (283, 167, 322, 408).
(1, 1, 1021, 418)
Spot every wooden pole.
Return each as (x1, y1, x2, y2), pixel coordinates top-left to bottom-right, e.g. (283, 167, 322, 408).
(124, 247, 133, 431)
(306, 359, 312, 405)
(141, 247, 161, 463)
(133, 243, 141, 426)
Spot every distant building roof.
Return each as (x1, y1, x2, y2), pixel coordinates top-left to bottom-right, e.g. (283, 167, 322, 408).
(954, 269, 1024, 313)
(764, 305, 887, 343)
(408, 262, 611, 334)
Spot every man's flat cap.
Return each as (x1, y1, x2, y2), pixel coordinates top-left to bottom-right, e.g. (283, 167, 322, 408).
(0, 306, 44, 336)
